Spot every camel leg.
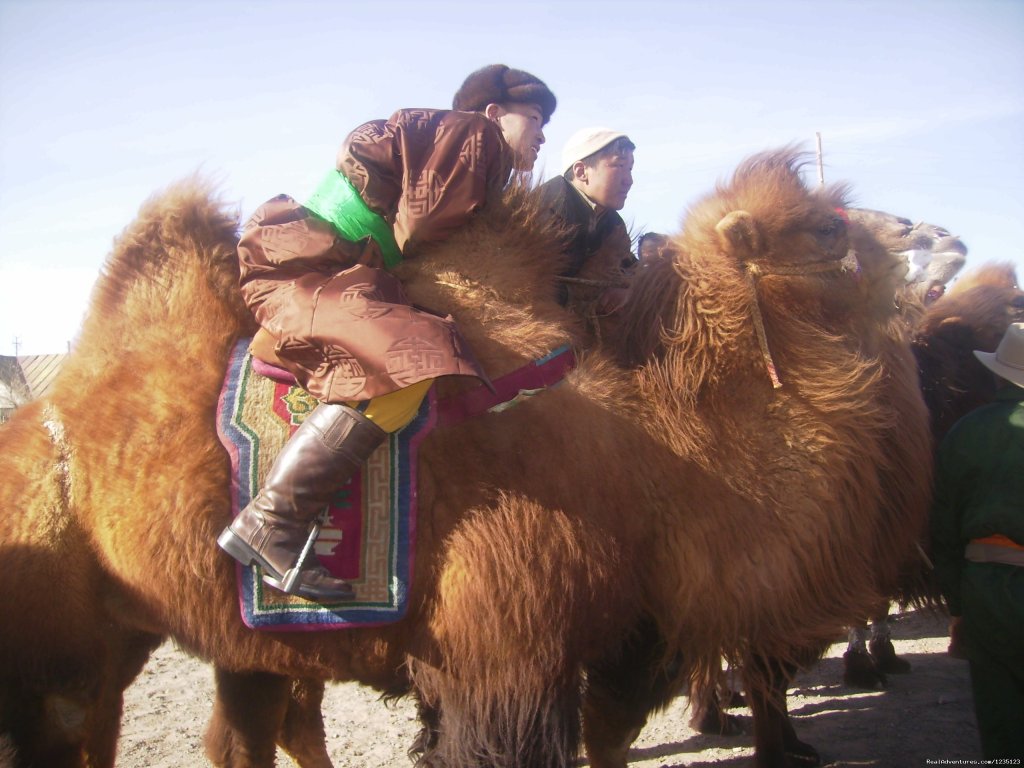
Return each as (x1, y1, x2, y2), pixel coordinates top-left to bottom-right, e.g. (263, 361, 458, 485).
(868, 614, 911, 674)
(83, 630, 164, 768)
(408, 690, 441, 766)
(0, 630, 159, 768)
(582, 617, 681, 768)
(744, 655, 819, 768)
(411, 498, 627, 768)
(686, 658, 744, 736)
(410, 654, 582, 768)
(842, 623, 886, 689)
(279, 678, 334, 768)
(0, 684, 87, 768)
(204, 667, 290, 768)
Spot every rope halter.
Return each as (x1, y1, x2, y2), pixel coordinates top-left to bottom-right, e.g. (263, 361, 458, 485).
(743, 257, 849, 389)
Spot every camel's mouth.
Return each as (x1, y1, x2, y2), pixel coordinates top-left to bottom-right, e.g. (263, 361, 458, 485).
(900, 247, 967, 287)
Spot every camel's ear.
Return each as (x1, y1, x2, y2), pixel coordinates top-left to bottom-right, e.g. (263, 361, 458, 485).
(716, 210, 760, 261)
(935, 316, 976, 349)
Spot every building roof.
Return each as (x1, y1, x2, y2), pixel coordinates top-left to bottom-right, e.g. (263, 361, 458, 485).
(0, 356, 30, 412)
(0, 354, 66, 420)
(18, 354, 66, 399)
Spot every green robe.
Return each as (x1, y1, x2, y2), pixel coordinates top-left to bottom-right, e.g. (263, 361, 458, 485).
(930, 383, 1024, 758)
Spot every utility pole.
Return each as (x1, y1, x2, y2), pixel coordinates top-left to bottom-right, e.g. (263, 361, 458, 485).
(12, 336, 20, 357)
(815, 132, 825, 187)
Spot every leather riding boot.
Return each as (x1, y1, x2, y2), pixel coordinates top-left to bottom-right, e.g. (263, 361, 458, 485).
(217, 402, 386, 602)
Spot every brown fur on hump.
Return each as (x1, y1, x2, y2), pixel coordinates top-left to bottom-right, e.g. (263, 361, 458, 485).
(59, 174, 254, 371)
(913, 262, 1024, 439)
(37, 177, 274, 665)
(395, 181, 583, 380)
(599, 149, 931, 687)
(946, 260, 1019, 295)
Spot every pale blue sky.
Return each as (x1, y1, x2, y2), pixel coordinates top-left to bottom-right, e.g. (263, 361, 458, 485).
(1, 0, 1022, 353)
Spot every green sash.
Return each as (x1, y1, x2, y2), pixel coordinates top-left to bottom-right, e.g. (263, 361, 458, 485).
(306, 171, 402, 268)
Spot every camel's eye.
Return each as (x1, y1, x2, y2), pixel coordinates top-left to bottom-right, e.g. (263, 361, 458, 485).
(820, 216, 845, 237)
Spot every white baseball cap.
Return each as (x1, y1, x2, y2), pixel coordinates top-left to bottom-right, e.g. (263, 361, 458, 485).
(560, 127, 631, 173)
(973, 322, 1024, 388)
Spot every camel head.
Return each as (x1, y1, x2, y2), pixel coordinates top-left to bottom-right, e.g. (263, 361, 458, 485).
(912, 262, 1024, 438)
(686, 148, 851, 271)
(612, 148, 857, 371)
(846, 208, 967, 306)
(691, 148, 863, 333)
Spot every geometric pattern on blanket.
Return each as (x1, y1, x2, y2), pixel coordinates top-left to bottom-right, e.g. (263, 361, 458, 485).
(216, 338, 433, 631)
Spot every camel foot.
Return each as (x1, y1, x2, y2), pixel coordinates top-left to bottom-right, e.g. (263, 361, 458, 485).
(724, 689, 747, 708)
(786, 739, 821, 766)
(689, 705, 743, 736)
(842, 649, 886, 690)
(869, 637, 911, 674)
(947, 617, 969, 660)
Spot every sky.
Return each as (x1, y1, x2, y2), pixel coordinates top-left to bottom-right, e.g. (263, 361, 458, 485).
(1, 0, 1022, 355)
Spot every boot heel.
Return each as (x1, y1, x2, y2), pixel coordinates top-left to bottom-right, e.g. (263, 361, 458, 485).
(217, 527, 258, 567)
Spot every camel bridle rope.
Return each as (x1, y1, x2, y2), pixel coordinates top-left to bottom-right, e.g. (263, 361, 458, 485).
(743, 258, 848, 389)
(552, 258, 848, 389)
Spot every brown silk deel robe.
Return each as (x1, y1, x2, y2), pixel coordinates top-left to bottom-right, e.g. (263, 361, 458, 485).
(237, 109, 514, 403)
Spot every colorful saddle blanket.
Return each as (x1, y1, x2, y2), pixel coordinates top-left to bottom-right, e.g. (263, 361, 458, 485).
(216, 339, 434, 631)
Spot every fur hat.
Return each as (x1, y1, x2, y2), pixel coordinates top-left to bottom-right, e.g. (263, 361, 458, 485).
(974, 322, 1024, 388)
(452, 64, 556, 123)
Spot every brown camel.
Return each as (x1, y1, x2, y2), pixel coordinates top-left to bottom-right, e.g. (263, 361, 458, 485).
(683, 205, 971, 726)
(0, 149, 932, 768)
(914, 261, 1024, 440)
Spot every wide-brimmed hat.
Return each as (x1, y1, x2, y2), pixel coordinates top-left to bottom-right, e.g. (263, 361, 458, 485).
(973, 322, 1024, 387)
(560, 127, 631, 173)
(452, 64, 556, 124)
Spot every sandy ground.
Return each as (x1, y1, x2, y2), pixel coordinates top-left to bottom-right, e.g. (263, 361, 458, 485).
(115, 607, 982, 768)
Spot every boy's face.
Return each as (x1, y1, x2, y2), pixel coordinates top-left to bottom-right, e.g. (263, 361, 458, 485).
(572, 149, 634, 210)
(491, 102, 546, 171)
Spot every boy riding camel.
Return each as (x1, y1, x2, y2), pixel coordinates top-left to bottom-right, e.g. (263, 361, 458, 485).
(218, 64, 557, 602)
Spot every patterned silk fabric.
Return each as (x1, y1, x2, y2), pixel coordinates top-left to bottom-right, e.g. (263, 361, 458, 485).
(238, 109, 512, 403)
(339, 109, 512, 253)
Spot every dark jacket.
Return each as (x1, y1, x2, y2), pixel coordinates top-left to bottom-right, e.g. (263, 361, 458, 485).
(537, 175, 633, 284)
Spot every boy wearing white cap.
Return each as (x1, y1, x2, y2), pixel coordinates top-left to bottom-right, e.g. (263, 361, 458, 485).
(538, 127, 636, 307)
(930, 321, 1024, 759)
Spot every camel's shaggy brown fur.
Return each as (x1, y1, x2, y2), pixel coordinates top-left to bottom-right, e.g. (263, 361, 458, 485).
(0, 152, 933, 768)
(913, 262, 1024, 440)
(603, 155, 930, 666)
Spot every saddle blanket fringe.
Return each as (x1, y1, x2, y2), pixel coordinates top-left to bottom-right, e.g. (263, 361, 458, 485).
(216, 338, 433, 631)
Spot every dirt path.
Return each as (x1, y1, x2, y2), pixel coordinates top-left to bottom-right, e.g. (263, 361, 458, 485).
(115, 607, 981, 767)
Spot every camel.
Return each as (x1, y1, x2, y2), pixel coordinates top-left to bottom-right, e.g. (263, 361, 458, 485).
(667, 204, 967, 728)
(0, 149, 932, 768)
(914, 261, 1024, 439)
